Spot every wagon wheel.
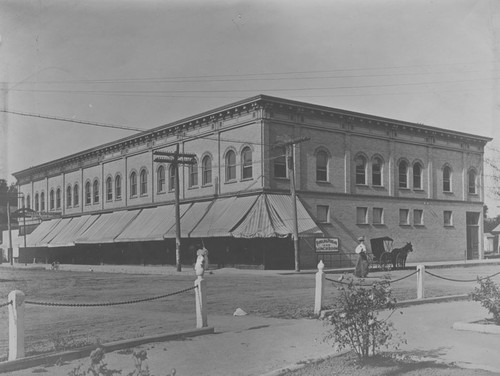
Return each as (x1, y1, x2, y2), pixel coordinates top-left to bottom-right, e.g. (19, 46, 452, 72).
(366, 254, 374, 271)
(379, 252, 392, 270)
(396, 253, 406, 270)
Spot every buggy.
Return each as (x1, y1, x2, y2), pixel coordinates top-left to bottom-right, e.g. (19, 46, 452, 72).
(369, 236, 393, 270)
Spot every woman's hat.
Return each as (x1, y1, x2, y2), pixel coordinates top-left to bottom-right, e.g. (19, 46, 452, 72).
(357, 236, 365, 242)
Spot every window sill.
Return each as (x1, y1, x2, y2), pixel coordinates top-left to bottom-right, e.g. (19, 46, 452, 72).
(444, 224, 454, 228)
(372, 185, 385, 189)
(356, 223, 370, 226)
(316, 180, 330, 185)
(156, 191, 166, 195)
(414, 224, 426, 228)
(355, 184, 369, 187)
(225, 179, 237, 184)
(274, 176, 289, 181)
(398, 187, 411, 191)
(399, 223, 411, 227)
(115, 198, 122, 201)
(202, 184, 213, 188)
(468, 193, 479, 197)
(240, 178, 253, 182)
(413, 188, 425, 192)
(373, 223, 386, 227)
(443, 191, 454, 195)
(187, 186, 199, 190)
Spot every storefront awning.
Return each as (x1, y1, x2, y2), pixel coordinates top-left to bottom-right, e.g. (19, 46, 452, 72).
(189, 195, 258, 238)
(115, 204, 189, 242)
(231, 194, 323, 238)
(75, 210, 140, 244)
(163, 201, 212, 239)
(47, 215, 99, 247)
(26, 218, 62, 247)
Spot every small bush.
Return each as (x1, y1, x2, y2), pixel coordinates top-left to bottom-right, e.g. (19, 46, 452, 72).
(470, 277, 500, 325)
(322, 276, 405, 360)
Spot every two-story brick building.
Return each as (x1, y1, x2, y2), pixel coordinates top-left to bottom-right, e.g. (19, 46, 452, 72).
(12, 95, 491, 269)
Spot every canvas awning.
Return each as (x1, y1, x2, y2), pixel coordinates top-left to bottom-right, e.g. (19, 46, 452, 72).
(163, 201, 212, 239)
(231, 194, 323, 238)
(47, 215, 99, 247)
(189, 195, 258, 238)
(26, 218, 62, 247)
(75, 210, 140, 244)
(115, 204, 189, 242)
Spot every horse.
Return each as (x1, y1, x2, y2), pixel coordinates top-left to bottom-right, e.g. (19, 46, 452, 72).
(390, 242, 413, 269)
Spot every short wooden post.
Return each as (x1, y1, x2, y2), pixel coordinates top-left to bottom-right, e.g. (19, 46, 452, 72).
(194, 260, 208, 328)
(417, 264, 425, 299)
(314, 260, 325, 315)
(8, 290, 25, 361)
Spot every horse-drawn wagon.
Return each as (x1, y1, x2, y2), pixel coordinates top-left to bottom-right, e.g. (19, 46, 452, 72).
(369, 236, 413, 270)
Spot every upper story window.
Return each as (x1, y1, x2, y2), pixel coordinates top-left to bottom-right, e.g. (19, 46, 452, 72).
(355, 155, 366, 185)
(34, 193, 39, 212)
(50, 189, 55, 210)
(316, 150, 328, 182)
(443, 165, 452, 192)
(56, 188, 61, 209)
(399, 209, 410, 225)
(140, 169, 148, 195)
(444, 210, 453, 226)
(115, 175, 122, 199)
(73, 184, 79, 206)
(130, 172, 137, 197)
(26, 194, 31, 210)
(225, 150, 236, 182)
(40, 191, 45, 212)
(372, 157, 383, 186)
(356, 207, 368, 224)
(67, 185, 72, 208)
(106, 177, 113, 201)
(169, 165, 175, 191)
(189, 160, 198, 188)
(398, 161, 408, 188)
(373, 207, 384, 225)
(202, 156, 212, 186)
(468, 169, 477, 194)
(157, 166, 166, 193)
(242, 147, 253, 180)
(317, 205, 329, 223)
(274, 155, 287, 178)
(85, 182, 91, 205)
(413, 162, 422, 189)
(93, 179, 99, 203)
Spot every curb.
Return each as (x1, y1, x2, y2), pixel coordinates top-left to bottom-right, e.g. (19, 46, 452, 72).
(258, 351, 350, 376)
(0, 327, 214, 374)
(453, 321, 500, 334)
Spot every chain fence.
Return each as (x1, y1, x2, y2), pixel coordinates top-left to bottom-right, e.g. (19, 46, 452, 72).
(325, 270, 418, 287)
(0, 301, 12, 309)
(424, 269, 500, 283)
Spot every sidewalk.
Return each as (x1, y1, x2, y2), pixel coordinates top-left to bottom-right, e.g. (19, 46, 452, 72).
(5, 300, 500, 375)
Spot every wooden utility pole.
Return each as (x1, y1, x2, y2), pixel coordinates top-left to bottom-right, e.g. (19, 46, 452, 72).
(280, 137, 310, 272)
(153, 144, 196, 272)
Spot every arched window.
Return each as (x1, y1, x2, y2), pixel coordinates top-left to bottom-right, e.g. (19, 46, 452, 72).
(189, 160, 198, 188)
(26, 194, 31, 210)
(242, 147, 253, 180)
(115, 175, 122, 199)
(157, 166, 166, 193)
(202, 156, 212, 186)
(372, 157, 383, 186)
(468, 170, 477, 194)
(106, 177, 113, 201)
(140, 169, 148, 195)
(399, 161, 408, 188)
(73, 184, 79, 206)
(67, 185, 72, 208)
(85, 182, 91, 205)
(56, 188, 61, 209)
(40, 191, 45, 212)
(93, 180, 99, 203)
(316, 150, 328, 182)
(50, 189, 55, 210)
(34, 193, 39, 212)
(130, 172, 137, 197)
(225, 150, 236, 182)
(355, 155, 366, 185)
(443, 166, 451, 192)
(413, 163, 422, 189)
(169, 165, 176, 191)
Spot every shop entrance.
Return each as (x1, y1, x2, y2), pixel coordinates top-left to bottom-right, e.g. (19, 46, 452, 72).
(466, 212, 480, 260)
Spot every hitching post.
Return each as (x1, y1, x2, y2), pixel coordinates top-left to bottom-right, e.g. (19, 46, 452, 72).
(194, 260, 208, 328)
(8, 290, 25, 360)
(417, 264, 425, 299)
(314, 260, 325, 315)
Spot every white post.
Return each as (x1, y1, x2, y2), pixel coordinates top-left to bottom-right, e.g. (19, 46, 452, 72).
(8, 290, 25, 360)
(194, 259, 208, 328)
(314, 260, 325, 315)
(417, 265, 425, 299)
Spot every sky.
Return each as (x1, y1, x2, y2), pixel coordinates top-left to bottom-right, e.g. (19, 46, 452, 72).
(1, 0, 500, 215)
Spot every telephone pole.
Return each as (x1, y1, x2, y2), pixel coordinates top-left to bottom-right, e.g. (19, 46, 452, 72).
(279, 137, 310, 272)
(153, 144, 196, 272)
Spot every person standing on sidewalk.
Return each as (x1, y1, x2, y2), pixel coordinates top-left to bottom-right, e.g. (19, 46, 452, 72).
(354, 236, 369, 277)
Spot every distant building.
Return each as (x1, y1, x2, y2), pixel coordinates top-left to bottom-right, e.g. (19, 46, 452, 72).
(12, 95, 491, 269)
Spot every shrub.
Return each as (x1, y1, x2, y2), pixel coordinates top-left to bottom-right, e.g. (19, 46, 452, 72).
(470, 277, 500, 325)
(322, 276, 405, 360)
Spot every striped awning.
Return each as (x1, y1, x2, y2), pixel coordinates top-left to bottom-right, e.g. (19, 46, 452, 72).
(26, 218, 62, 247)
(163, 201, 212, 239)
(75, 210, 140, 244)
(48, 215, 99, 247)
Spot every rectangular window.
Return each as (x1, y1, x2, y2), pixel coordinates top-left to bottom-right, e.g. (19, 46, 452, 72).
(444, 211, 453, 226)
(373, 208, 384, 225)
(317, 205, 329, 223)
(399, 209, 409, 225)
(413, 209, 423, 226)
(274, 156, 287, 178)
(356, 207, 368, 224)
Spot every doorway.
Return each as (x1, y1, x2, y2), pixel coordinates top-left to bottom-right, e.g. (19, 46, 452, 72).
(466, 212, 480, 260)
